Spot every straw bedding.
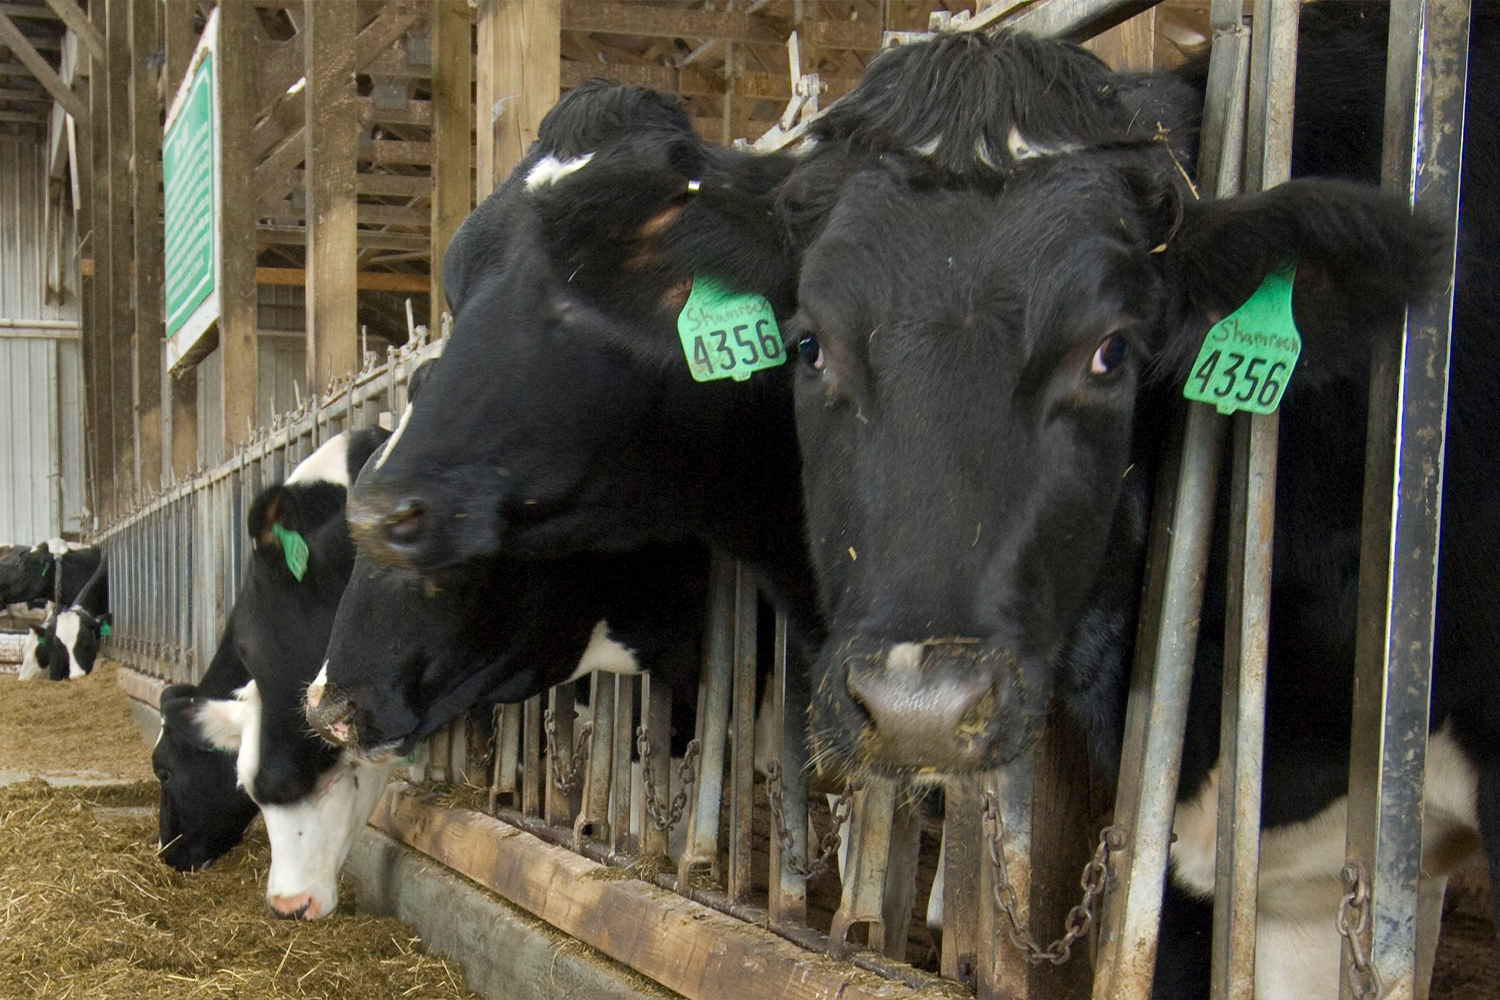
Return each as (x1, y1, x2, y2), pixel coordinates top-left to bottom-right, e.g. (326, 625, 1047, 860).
(0, 662, 476, 1000)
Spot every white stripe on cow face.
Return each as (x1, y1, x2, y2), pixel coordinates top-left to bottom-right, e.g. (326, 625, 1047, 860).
(55, 610, 84, 678)
(286, 432, 351, 487)
(193, 680, 393, 920)
(565, 620, 642, 683)
(373, 403, 412, 471)
(524, 151, 595, 191)
(262, 754, 394, 920)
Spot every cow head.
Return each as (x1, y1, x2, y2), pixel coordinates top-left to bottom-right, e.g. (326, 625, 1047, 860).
(154, 679, 259, 872)
(0, 543, 50, 607)
(196, 681, 392, 920)
(348, 84, 801, 573)
(46, 608, 109, 679)
(788, 139, 1441, 780)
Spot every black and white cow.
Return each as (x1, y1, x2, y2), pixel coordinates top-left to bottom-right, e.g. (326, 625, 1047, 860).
(768, 14, 1487, 999)
(0, 539, 108, 612)
(179, 429, 396, 919)
(344, 81, 822, 645)
(18, 550, 111, 682)
(153, 624, 259, 872)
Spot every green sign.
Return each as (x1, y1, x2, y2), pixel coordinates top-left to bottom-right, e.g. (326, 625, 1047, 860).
(1182, 265, 1302, 416)
(163, 53, 216, 339)
(676, 274, 785, 382)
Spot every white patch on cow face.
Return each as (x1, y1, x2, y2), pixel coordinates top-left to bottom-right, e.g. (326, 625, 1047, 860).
(306, 662, 329, 710)
(43, 537, 83, 556)
(373, 403, 412, 471)
(565, 620, 642, 683)
(910, 136, 941, 157)
(18, 628, 42, 681)
(1170, 726, 1478, 1000)
(193, 683, 257, 760)
(525, 151, 595, 191)
(886, 642, 922, 677)
(262, 754, 394, 920)
(54, 611, 84, 678)
(286, 432, 351, 487)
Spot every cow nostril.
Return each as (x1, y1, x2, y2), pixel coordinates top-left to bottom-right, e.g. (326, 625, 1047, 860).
(383, 500, 428, 548)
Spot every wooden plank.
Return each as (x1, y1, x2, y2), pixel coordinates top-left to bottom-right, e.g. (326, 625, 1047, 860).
(257, 224, 430, 252)
(429, 0, 471, 328)
(1082, 7, 1156, 71)
(369, 783, 925, 1000)
(104, 0, 134, 502)
(257, 266, 429, 293)
(0, 9, 86, 121)
(218, 1, 259, 453)
(129, 0, 162, 492)
(161, 0, 196, 100)
(361, 139, 433, 165)
(0, 108, 45, 122)
(301, 0, 359, 392)
(83, 0, 107, 516)
(43, 0, 100, 64)
(476, 0, 559, 199)
(561, 2, 783, 45)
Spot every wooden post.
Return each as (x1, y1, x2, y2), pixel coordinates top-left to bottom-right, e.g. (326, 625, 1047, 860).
(105, 0, 136, 504)
(76, 25, 100, 518)
(161, 0, 197, 97)
(87, 0, 114, 517)
(475, 0, 558, 199)
(302, 0, 359, 393)
(217, 1, 258, 455)
(429, 0, 471, 330)
(130, 0, 163, 492)
(169, 367, 197, 479)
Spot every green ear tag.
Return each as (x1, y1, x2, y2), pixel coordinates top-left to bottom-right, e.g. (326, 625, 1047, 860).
(676, 274, 785, 382)
(1182, 265, 1302, 416)
(270, 523, 309, 582)
(98, 621, 111, 637)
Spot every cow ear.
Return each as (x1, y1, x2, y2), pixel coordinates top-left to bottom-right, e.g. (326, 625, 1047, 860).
(1156, 178, 1447, 388)
(528, 134, 797, 324)
(193, 696, 250, 752)
(248, 486, 312, 581)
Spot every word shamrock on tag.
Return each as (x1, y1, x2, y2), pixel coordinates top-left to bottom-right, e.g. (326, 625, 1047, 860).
(677, 274, 785, 382)
(1182, 264, 1302, 416)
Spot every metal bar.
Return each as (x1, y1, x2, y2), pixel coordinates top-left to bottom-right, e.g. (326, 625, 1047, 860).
(881, 798, 922, 964)
(978, 758, 1035, 1000)
(766, 613, 809, 927)
(940, 780, 981, 988)
(829, 781, 896, 958)
(639, 673, 674, 860)
(610, 674, 635, 853)
(1343, 3, 1470, 998)
(999, 0, 1158, 42)
(545, 683, 578, 827)
(678, 554, 736, 891)
(727, 563, 758, 904)
(574, 673, 616, 849)
(1092, 404, 1227, 1000)
(522, 694, 543, 818)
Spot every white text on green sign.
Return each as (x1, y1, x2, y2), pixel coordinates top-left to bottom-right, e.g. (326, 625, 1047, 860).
(163, 53, 216, 338)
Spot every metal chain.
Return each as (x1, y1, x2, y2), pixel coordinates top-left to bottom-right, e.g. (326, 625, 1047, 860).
(1337, 863, 1385, 1000)
(764, 762, 854, 880)
(636, 727, 701, 833)
(543, 709, 592, 794)
(980, 789, 1123, 967)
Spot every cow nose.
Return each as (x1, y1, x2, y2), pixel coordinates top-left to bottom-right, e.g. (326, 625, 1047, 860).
(270, 893, 321, 920)
(846, 642, 996, 770)
(306, 680, 356, 748)
(383, 499, 428, 548)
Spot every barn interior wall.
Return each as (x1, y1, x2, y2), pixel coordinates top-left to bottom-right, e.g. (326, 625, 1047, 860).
(0, 137, 83, 544)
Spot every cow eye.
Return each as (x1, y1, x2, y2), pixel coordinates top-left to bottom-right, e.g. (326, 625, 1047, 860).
(796, 335, 824, 371)
(1089, 335, 1129, 376)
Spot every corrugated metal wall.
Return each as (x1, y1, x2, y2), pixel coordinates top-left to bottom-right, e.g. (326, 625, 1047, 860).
(0, 138, 83, 545)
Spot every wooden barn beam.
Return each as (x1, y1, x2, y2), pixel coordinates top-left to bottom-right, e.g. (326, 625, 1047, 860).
(0, 9, 87, 122)
(129, 0, 162, 490)
(301, 0, 359, 392)
(43, 0, 101, 64)
(476, 0, 559, 198)
(560, 2, 783, 45)
(104, 0, 135, 502)
(161, 0, 196, 99)
(428, 0, 471, 329)
(77, 10, 99, 515)
(257, 225, 431, 253)
(257, 267, 431, 294)
(218, 1, 259, 454)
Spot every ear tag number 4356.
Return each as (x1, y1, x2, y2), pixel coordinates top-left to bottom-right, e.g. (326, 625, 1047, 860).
(677, 274, 784, 382)
(1182, 265, 1301, 416)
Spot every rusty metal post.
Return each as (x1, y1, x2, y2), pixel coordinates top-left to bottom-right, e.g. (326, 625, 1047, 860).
(767, 612, 810, 927)
(522, 693, 543, 818)
(545, 682, 578, 827)
(978, 758, 1035, 1000)
(678, 554, 735, 891)
(574, 672, 615, 849)
(941, 779, 982, 988)
(610, 674, 635, 853)
(1343, 3, 1470, 999)
(727, 563, 758, 904)
(829, 779, 897, 958)
(638, 672, 674, 860)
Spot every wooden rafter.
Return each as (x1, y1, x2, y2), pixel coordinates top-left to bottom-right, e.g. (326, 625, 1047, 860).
(43, 0, 100, 63)
(0, 10, 84, 120)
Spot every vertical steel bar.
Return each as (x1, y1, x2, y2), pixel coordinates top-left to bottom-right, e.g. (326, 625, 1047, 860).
(1344, 3, 1470, 998)
(1209, 2, 1296, 997)
(522, 693, 543, 818)
(1092, 405, 1227, 1000)
(767, 612, 810, 927)
(639, 672, 674, 860)
(829, 780, 896, 958)
(610, 674, 635, 853)
(545, 682, 578, 826)
(678, 554, 735, 891)
(574, 673, 615, 848)
(727, 564, 758, 904)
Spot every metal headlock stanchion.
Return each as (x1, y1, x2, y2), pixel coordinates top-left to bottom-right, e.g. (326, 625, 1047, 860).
(1343, 4, 1470, 1000)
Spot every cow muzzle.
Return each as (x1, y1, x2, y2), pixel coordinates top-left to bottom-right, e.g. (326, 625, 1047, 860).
(305, 669, 356, 749)
(844, 640, 1045, 774)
